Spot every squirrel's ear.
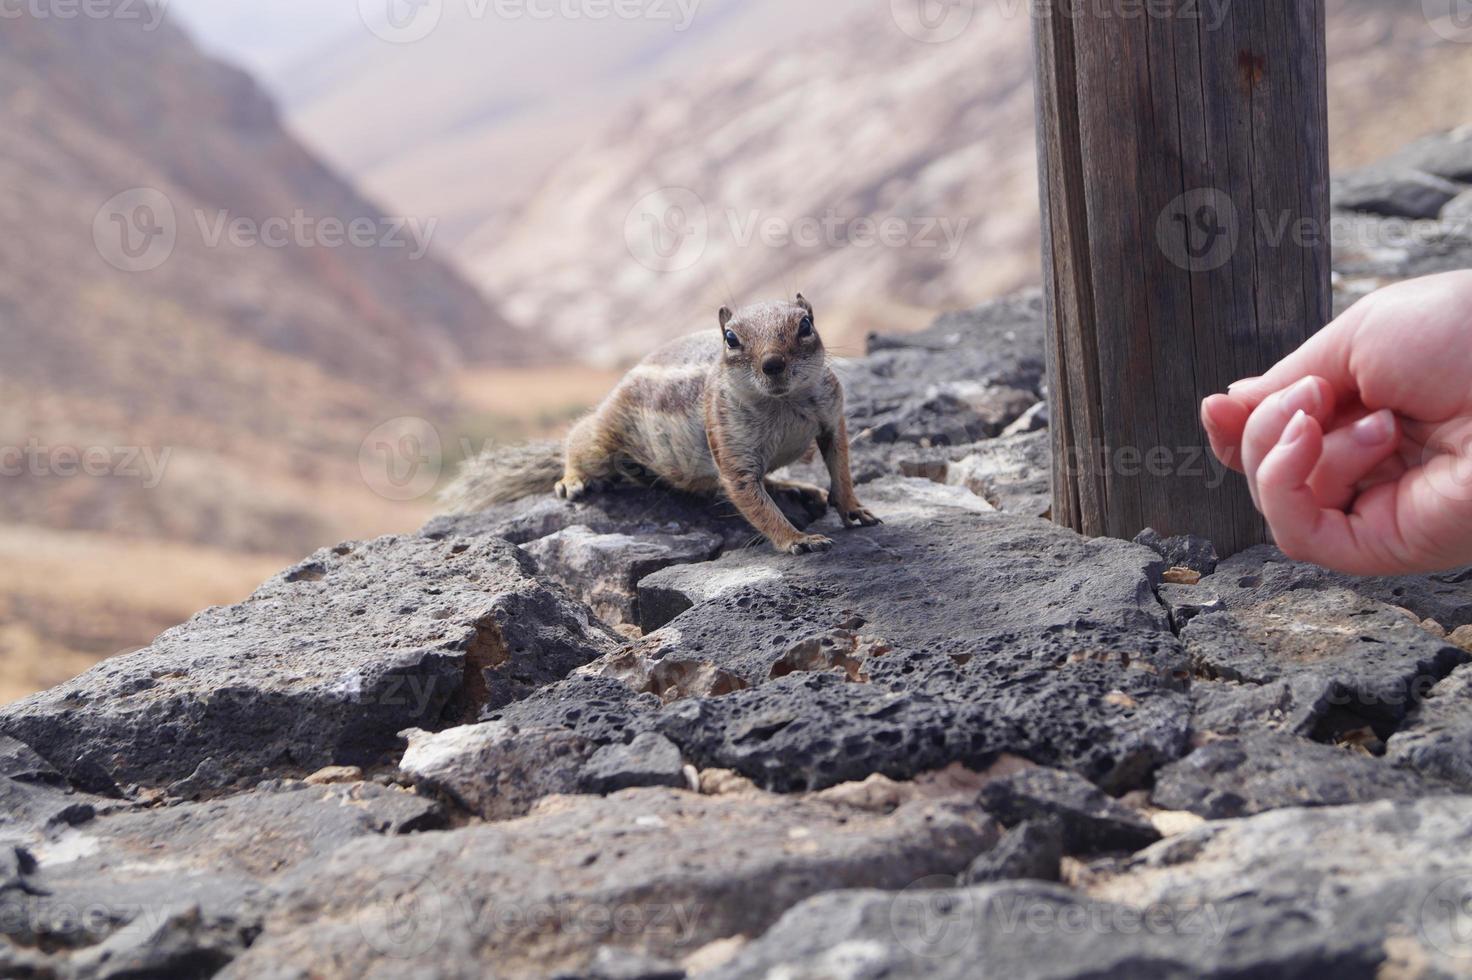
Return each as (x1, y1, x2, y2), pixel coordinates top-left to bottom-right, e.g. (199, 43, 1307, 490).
(719, 306, 734, 330)
(796, 293, 814, 317)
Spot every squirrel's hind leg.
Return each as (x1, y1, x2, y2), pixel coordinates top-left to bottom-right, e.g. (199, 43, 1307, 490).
(556, 414, 621, 501)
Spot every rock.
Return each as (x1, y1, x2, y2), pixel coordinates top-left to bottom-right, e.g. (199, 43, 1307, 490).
(712, 797, 1472, 979)
(865, 289, 1046, 395)
(580, 733, 688, 794)
(484, 674, 662, 746)
(522, 524, 722, 627)
(1132, 528, 1219, 576)
(1451, 625, 1472, 653)
(1151, 732, 1444, 819)
(841, 475, 995, 522)
(1385, 128, 1472, 184)
(1386, 664, 1472, 791)
(399, 722, 592, 820)
(977, 768, 1160, 854)
(303, 765, 364, 786)
(1001, 400, 1048, 437)
(1443, 189, 1472, 224)
(0, 535, 618, 794)
(946, 430, 1051, 517)
(0, 737, 116, 842)
(612, 510, 1191, 792)
(423, 483, 817, 554)
(2, 780, 442, 974)
(556, 946, 686, 980)
(1182, 549, 1471, 741)
(961, 817, 1063, 884)
(1333, 169, 1465, 220)
(1155, 583, 1222, 631)
(222, 788, 999, 978)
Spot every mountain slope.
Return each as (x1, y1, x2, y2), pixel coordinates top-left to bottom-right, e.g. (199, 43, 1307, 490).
(464, 0, 1472, 362)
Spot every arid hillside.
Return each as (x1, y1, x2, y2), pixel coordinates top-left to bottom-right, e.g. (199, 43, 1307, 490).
(0, 4, 535, 696)
(462, 0, 1472, 362)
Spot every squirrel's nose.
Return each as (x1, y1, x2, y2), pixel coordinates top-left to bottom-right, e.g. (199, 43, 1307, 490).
(762, 355, 787, 377)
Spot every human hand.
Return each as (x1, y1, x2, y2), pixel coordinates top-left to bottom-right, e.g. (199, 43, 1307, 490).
(1201, 271, 1472, 576)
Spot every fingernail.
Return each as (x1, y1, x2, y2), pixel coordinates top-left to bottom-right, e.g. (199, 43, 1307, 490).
(1282, 410, 1311, 447)
(1281, 377, 1322, 417)
(1227, 376, 1262, 393)
(1352, 410, 1395, 447)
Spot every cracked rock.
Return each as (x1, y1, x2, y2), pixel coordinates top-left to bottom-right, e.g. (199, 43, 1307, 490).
(961, 816, 1063, 885)
(1151, 732, 1445, 818)
(1386, 664, 1472, 790)
(977, 767, 1160, 855)
(522, 524, 722, 628)
(222, 788, 998, 978)
(713, 797, 1472, 979)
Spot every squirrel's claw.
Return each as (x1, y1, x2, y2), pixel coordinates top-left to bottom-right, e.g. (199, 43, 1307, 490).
(782, 534, 834, 555)
(840, 507, 882, 528)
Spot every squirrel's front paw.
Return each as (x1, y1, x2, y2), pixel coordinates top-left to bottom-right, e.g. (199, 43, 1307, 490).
(839, 506, 882, 528)
(780, 534, 833, 555)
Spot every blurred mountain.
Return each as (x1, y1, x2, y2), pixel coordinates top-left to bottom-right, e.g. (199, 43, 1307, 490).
(0, 4, 532, 546)
(274, 0, 861, 246)
(0, 3, 536, 691)
(454, 0, 1472, 362)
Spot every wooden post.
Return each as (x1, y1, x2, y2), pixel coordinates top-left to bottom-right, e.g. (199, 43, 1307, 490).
(1032, 0, 1332, 557)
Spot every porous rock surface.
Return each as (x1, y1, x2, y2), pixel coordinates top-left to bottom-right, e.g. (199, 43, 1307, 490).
(6, 149, 1472, 976)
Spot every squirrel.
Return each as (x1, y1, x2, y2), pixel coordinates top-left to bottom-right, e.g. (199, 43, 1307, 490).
(441, 294, 880, 554)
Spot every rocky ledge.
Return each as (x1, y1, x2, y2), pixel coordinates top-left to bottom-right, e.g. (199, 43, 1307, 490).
(5, 135, 1472, 979)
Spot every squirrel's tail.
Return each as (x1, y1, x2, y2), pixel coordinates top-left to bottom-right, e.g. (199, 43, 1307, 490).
(439, 440, 564, 513)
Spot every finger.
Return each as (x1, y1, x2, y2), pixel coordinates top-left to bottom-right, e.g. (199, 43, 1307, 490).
(1202, 394, 1251, 474)
(1308, 409, 1401, 510)
(1257, 411, 1410, 575)
(1241, 376, 1336, 509)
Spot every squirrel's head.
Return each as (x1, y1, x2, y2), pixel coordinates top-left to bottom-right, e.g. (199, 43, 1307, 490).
(717, 294, 825, 399)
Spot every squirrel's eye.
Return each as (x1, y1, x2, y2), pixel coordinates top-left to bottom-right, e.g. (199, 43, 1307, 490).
(798, 317, 814, 338)
(724, 330, 742, 349)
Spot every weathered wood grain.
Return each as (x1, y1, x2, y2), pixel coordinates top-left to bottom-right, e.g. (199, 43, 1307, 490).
(1032, 0, 1331, 556)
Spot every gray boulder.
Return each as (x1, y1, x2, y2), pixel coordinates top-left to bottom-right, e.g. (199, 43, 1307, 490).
(1, 779, 442, 977)
(1182, 549, 1470, 742)
(221, 789, 998, 978)
(579, 732, 687, 794)
(1333, 170, 1465, 220)
(1151, 732, 1445, 818)
(0, 534, 619, 794)
(977, 767, 1160, 854)
(711, 796, 1472, 979)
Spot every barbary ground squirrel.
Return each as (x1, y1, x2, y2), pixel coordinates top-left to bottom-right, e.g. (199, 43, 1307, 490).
(442, 295, 880, 554)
